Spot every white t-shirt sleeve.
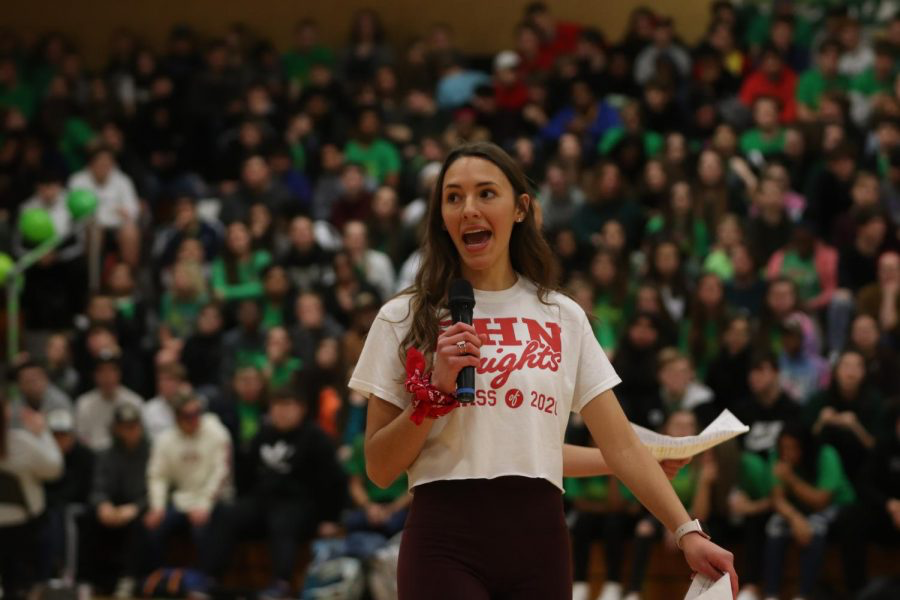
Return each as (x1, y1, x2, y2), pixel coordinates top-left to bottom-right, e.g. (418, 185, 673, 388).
(571, 311, 621, 413)
(348, 303, 409, 410)
(118, 173, 140, 222)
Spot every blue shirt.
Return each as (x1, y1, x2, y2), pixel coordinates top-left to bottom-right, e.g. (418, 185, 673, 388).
(436, 70, 491, 109)
(540, 101, 621, 148)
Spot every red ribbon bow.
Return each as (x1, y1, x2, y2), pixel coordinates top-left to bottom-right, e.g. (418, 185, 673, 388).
(405, 347, 458, 425)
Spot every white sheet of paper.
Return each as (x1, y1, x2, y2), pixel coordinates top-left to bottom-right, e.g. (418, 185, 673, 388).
(684, 572, 731, 600)
(632, 409, 750, 460)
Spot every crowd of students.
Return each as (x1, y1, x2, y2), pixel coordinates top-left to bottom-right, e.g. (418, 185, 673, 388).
(1, 1, 900, 599)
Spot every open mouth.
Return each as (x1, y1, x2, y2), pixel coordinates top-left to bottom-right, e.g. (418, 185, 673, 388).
(462, 229, 492, 251)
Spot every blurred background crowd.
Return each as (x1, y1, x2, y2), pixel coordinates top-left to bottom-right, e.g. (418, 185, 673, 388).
(0, 1, 899, 599)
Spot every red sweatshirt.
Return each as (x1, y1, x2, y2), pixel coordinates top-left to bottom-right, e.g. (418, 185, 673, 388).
(739, 68, 798, 123)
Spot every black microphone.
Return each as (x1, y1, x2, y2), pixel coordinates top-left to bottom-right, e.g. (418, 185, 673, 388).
(448, 278, 476, 403)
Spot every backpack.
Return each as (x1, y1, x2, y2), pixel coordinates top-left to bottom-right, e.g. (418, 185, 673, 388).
(299, 557, 364, 600)
(368, 534, 402, 600)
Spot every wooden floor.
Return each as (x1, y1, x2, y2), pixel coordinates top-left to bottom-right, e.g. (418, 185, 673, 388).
(585, 542, 900, 600)
(93, 539, 899, 599)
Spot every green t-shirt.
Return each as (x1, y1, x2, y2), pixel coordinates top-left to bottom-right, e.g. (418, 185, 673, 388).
(769, 444, 856, 508)
(235, 347, 267, 371)
(160, 292, 208, 339)
(645, 215, 710, 259)
(281, 46, 335, 84)
(211, 250, 272, 302)
(795, 69, 851, 109)
(115, 297, 137, 322)
(678, 319, 721, 380)
(598, 127, 664, 158)
(669, 464, 699, 507)
(237, 402, 262, 445)
(703, 249, 734, 281)
(607, 465, 699, 508)
(59, 117, 95, 171)
(0, 81, 36, 119)
(261, 300, 286, 329)
(345, 435, 408, 504)
(851, 66, 895, 97)
(739, 451, 773, 499)
(344, 139, 401, 184)
(251, 354, 302, 390)
(744, 12, 814, 48)
(289, 142, 306, 172)
(592, 293, 627, 353)
(267, 357, 302, 390)
(564, 475, 635, 504)
(739, 128, 786, 157)
(779, 250, 820, 303)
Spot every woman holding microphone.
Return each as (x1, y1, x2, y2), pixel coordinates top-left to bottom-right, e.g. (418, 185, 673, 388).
(349, 142, 737, 599)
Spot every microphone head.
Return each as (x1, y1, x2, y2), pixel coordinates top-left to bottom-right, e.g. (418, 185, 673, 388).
(448, 278, 475, 309)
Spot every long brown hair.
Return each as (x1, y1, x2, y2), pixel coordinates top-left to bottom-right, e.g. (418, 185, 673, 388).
(396, 142, 560, 367)
(686, 272, 729, 369)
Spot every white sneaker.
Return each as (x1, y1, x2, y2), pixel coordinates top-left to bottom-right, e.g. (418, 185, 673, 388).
(736, 590, 760, 600)
(114, 577, 135, 599)
(597, 582, 623, 600)
(622, 593, 641, 600)
(573, 581, 590, 600)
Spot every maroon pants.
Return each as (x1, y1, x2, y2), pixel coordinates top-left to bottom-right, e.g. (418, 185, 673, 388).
(397, 476, 572, 600)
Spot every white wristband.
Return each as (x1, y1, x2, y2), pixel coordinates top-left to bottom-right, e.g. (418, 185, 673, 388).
(674, 518, 710, 549)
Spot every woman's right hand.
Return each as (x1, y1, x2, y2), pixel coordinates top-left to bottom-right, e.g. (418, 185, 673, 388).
(681, 535, 738, 598)
(431, 322, 486, 394)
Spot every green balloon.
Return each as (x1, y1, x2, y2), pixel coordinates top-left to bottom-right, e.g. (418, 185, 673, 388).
(19, 208, 56, 244)
(67, 188, 98, 219)
(0, 252, 12, 285)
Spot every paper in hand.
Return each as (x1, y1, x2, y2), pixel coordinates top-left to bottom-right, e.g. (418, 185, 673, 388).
(684, 572, 731, 600)
(632, 409, 750, 460)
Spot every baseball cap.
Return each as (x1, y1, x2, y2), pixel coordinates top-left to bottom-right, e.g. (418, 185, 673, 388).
(113, 402, 142, 424)
(47, 409, 74, 433)
(493, 50, 520, 72)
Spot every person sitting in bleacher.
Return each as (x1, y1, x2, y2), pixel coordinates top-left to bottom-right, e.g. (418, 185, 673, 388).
(74, 352, 143, 453)
(40, 409, 93, 583)
(761, 424, 856, 600)
(143, 392, 232, 593)
(0, 395, 63, 600)
(212, 387, 345, 599)
(83, 402, 150, 598)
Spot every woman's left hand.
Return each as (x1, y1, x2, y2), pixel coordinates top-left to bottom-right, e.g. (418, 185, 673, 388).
(681, 534, 738, 598)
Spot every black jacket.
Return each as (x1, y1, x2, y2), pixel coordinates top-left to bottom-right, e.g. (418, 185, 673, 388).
(182, 330, 225, 389)
(245, 420, 346, 523)
(705, 347, 751, 413)
(733, 392, 802, 458)
(860, 433, 900, 512)
(45, 442, 94, 508)
(89, 437, 150, 510)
